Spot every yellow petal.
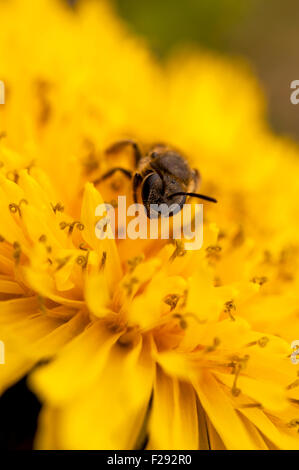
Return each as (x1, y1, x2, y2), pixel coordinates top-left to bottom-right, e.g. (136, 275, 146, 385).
(147, 368, 198, 450)
(194, 372, 260, 449)
(34, 335, 155, 449)
(30, 320, 121, 405)
(80, 182, 122, 292)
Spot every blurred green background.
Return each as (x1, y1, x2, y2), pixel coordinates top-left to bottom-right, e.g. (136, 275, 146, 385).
(112, 0, 299, 140)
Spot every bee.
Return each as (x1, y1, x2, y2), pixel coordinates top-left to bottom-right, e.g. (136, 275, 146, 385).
(93, 139, 217, 218)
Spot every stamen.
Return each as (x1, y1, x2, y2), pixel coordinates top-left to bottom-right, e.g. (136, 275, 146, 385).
(164, 294, 180, 311)
(55, 256, 71, 271)
(232, 369, 241, 396)
(172, 311, 206, 329)
(38, 234, 52, 253)
(38, 295, 46, 315)
(263, 250, 272, 263)
(123, 277, 138, 296)
(287, 372, 299, 390)
(59, 221, 68, 230)
(206, 245, 222, 262)
(232, 228, 245, 247)
(6, 170, 19, 183)
(9, 203, 19, 214)
(289, 398, 299, 406)
(79, 243, 88, 251)
(25, 161, 36, 174)
(246, 336, 269, 348)
(180, 289, 188, 308)
(258, 336, 269, 347)
(169, 240, 186, 262)
(173, 311, 206, 328)
(288, 419, 299, 432)
(59, 220, 84, 235)
(217, 230, 226, 241)
(100, 251, 107, 270)
(251, 276, 268, 286)
(127, 255, 144, 273)
(76, 251, 89, 270)
(172, 313, 188, 329)
(9, 199, 28, 217)
(223, 299, 236, 321)
(204, 337, 221, 353)
(229, 354, 249, 397)
(12, 242, 21, 264)
(51, 202, 64, 214)
(239, 403, 263, 409)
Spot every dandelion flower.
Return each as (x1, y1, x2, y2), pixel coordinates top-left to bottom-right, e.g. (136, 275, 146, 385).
(0, 0, 299, 450)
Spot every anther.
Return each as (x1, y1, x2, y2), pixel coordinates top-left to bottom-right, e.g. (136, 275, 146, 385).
(6, 170, 19, 183)
(251, 276, 268, 286)
(205, 337, 221, 353)
(288, 419, 299, 432)
(79, 243, 88, 251)
(224, 299, 236, 321)
(76, 252, 89, 270)
(239, 403, 263, 409)
(289, 398, 299, 406)
(55, 256, 71, 271)
(229, 355, 249, 397)
(9, 199, 28, 217)
(13, 242, 21, 264)
(232, 228, 244, 247)
(205, 245, 222, 262)
(169, 240, 186, 262)
(59, 220, 84, 235)
(180, 289, 188, 309)
(51, 202, 64, 214)
(127, 255, 144, 273)
(258, 336, 269, 347)
(123, 277, 138, 296)
(287, 373, 299, 390)
(38, 234, 52, 253)
(164, 294, 180, 311)
(9, 203, 19, 214)
(246, 336, 269, 348)
(100, 251, 107, 270)
(172, 313, 188, 329)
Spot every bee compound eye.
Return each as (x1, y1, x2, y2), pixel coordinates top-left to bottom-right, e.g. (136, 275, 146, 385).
(141, 173, 163, 202)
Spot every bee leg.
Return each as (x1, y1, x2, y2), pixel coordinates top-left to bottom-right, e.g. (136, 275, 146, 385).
(105, 139, 143, 167)
(133, 172, 143, 203)
(93, 167, 132, 185)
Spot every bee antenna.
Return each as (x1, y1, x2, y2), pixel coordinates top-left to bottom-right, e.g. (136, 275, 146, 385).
(169, 192, 217, 203)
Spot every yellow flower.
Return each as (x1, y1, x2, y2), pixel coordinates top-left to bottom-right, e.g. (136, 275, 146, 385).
(0, 0, 299, 450)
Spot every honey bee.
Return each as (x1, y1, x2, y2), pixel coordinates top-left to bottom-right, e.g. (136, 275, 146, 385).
(93, 139, 217, 218)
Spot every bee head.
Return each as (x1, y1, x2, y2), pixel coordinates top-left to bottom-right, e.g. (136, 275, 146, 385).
(141, 172, 186, 219)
